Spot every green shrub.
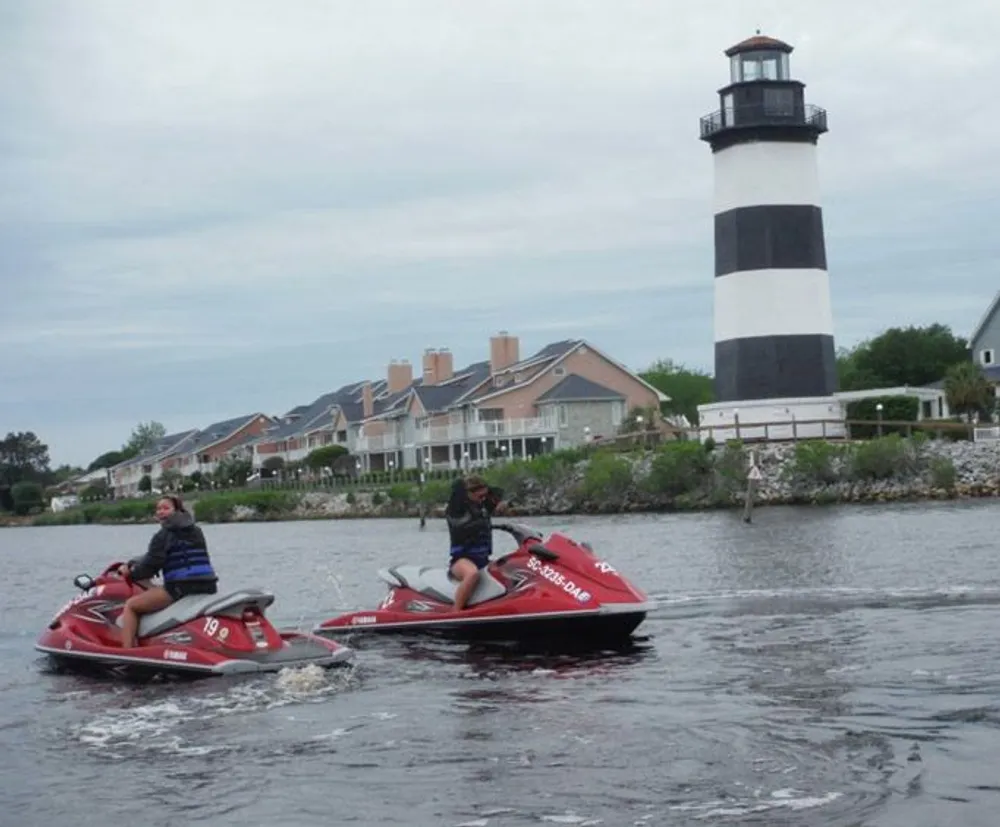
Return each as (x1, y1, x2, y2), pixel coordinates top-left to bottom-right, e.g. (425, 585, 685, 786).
(482, 457, 540, 502)
(790, 440, 843, 485)
(712, 440, 748, 497)
(30, 498, 158, 526)
(928, 457, 957, 492)
(11, 481, 44, 515)
(643, 441, 712, 498)
(579, 452, 634, 507)
(387, 483, 415, 503)
(849, 434, 909, 481)
(482, 450, 584, 504)
(191, 490, 302, 522)
(418, 479, 452, 505)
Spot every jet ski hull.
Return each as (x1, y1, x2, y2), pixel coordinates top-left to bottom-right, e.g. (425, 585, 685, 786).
(315, 604, 649, 644)
(35, 632, 353, 678)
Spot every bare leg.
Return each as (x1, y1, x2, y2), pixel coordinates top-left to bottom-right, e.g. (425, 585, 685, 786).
(450, 558, 480, 611)
(120, 586, 173, 648)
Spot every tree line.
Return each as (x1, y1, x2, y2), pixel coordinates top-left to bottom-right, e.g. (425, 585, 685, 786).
(639, 323, 992, 425)
(0, 421, 168, 514)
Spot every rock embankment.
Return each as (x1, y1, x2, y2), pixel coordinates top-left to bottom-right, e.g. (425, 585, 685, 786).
(200, 436, 1000, 521)
(22, 436, 1000, 527)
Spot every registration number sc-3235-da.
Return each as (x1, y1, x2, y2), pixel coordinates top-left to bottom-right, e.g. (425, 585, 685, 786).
(525, 556, 591, 603)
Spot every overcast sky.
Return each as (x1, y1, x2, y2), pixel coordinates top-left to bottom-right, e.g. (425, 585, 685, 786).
(3, 1, 999, 468)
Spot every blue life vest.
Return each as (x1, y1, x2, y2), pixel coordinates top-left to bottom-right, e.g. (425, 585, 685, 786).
(162, 535, 216, 583)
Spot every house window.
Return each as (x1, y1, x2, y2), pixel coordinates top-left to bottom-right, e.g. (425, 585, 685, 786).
(558, 405, 568, 427)
(611, 401, 625, 426)
(981, 348, 994, 365)
(553, 367, 566, 377)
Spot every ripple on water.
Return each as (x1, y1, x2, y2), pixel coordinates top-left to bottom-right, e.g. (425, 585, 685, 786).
(59, 663, 359, 762)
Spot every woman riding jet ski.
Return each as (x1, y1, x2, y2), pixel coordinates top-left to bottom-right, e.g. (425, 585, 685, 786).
(445, 476, 506, 611)
(37, 494, 354, 677)
(118, 495, 218, 649)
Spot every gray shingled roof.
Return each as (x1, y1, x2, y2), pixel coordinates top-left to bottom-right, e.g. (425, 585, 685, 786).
(113, 429, 199, 470)
(166, 413, 269, 458)
(256, 389, 345, 443)
(415, 360, 492, 413)
(535, 373, 625, 403)
(452, 340, 581, 406)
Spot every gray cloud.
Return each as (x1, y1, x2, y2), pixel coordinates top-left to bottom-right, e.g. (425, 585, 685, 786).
(2, 0, 999, 466)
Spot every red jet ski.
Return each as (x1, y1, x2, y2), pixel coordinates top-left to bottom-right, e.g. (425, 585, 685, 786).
(313, 522, 651, 643)
(37, 561, 354, 678)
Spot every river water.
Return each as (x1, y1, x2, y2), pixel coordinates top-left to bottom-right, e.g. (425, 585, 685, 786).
(2, 501, 1000, 826)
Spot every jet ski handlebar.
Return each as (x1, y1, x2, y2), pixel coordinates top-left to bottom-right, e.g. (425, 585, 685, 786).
(492, 522, 559, 561)
(492, 521, 544, 545)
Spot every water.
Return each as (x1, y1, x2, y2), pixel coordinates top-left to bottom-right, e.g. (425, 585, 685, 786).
(2, 501, 1000, 826)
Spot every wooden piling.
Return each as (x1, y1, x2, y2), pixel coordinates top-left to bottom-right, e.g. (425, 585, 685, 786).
(418, 470, 427, 529)
(743, 450, 762, 524)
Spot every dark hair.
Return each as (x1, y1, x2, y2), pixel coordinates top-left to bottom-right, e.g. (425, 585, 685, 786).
(464, 475, 488, 492)
(159, 495, 187, 513)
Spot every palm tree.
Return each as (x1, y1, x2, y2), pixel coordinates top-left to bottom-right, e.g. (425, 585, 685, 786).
(944, 362, 995, 422)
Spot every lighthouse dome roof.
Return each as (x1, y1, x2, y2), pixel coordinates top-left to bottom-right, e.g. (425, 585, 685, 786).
(724, 33, 793, 57)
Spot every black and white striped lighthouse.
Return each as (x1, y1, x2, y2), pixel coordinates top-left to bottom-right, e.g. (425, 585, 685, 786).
(696, 33, 843, 439)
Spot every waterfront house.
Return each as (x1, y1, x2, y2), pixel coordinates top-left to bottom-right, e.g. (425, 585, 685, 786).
(353, 333, 668, 472)
(164, 413, 274, 481)
(110, 429, 199, 497)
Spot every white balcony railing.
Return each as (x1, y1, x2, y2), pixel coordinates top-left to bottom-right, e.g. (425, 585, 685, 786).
(418, 416, 557, 444)
(354, 433, 403, 453)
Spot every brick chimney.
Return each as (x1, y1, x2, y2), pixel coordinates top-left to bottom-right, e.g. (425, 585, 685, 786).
(422, 348, 455, 385)
(361, 381, 374, 418)
(422, 349, 438, 384)
(436, 348, 454, 382)
(489, 331, 520, 374)
(387, 359, 413, 393)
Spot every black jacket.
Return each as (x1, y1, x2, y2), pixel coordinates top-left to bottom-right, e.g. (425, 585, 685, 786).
(130, 510, 216, 583)
(445, 478, 504, 551)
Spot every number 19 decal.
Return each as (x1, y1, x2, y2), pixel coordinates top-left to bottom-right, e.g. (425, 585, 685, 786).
(203, 617, 220, 637)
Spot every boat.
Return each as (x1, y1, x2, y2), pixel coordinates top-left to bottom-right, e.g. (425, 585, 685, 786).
(312, 521, 651, 643)
(36, 561, 354, 678)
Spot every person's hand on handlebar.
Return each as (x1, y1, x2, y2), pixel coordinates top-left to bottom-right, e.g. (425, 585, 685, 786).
(116, 563, 131, 579)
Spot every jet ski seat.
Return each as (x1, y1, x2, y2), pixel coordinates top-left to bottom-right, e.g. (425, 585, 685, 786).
(125, 589, 276, 639)
(378, 565, 507, 608)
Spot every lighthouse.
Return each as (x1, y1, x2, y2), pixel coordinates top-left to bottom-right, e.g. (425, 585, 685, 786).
(696, 33, 845, 441)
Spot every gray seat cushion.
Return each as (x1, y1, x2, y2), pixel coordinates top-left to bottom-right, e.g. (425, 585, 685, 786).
(379, 565, 507, 607)
(128, 589, 276, 639)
